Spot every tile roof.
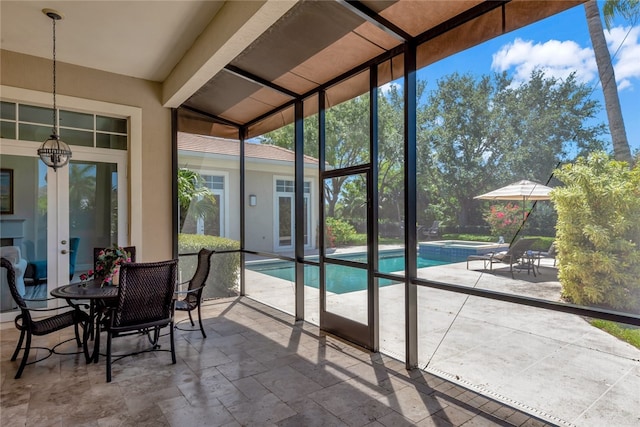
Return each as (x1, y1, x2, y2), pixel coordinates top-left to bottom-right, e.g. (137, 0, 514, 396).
(178, 132, 318, 164)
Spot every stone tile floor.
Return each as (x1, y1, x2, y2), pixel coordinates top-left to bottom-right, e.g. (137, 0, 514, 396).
(1, 297, 554, 426)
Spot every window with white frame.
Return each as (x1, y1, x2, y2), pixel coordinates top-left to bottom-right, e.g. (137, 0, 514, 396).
(275, 179, 312, 250)
(197, 174, 225, 237)
(0, 101, 128, 150)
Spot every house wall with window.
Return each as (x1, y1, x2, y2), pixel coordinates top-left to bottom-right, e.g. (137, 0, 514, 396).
(178, 133, 318, 254)
(1, 49, 173, 261)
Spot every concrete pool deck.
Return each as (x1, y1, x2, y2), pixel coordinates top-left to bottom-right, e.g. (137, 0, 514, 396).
(244, 251, 640, 426)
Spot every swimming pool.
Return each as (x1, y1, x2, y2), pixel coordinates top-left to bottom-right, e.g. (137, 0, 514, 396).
(246, 250, 449, 294)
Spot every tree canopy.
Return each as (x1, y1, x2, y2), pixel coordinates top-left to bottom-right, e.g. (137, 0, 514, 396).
(260, 69, 607, 230)
(419, 70, 605, 227)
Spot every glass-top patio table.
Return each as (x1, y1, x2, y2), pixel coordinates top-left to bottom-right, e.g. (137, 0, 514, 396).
(51, 279, 118, 363)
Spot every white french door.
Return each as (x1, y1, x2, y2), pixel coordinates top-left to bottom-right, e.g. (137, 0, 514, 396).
(50, 153, 128, 289)
(0, 145, 127, 319)
(1, 86, 141, 322)
(274, 191, 312, 252)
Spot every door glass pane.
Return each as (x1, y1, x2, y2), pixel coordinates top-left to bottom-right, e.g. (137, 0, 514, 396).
(278, 196, 292, 247)
(0, 156, 47, 311)
(205, 194, 222, 236)
(325, 263, 368, 324)
(69, 160, 118, 281)
(324, 173, 368, 261)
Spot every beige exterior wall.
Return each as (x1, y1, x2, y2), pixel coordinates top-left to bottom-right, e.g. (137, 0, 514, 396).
(1, 50, 173, 261)
(245, 169, 277, 253)
(178, 149, 318, 254)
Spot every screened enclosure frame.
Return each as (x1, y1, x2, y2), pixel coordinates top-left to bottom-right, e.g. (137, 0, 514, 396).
(172, 2, 640, 370)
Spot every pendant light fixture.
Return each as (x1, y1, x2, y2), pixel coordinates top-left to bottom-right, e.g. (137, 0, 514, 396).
(38, 9, 72, 172)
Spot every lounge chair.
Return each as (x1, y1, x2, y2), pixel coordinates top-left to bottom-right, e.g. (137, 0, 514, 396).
(536, 241, 557, 268)
(418, 221, 440, 239)
(466, 238, 538, 278)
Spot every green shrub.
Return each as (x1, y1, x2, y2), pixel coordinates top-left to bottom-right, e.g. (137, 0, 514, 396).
(178, 234, 240, 299)
(326, 217, 357, 246)
(443, 233, 496, 243)
(551, 152, 640, 313)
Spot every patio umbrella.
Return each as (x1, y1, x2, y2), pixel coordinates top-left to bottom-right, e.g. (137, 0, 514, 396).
(474, 179, 552, 203)
(474, 179, 553, 237)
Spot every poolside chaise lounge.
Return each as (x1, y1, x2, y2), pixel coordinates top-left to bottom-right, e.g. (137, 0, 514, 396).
(466, 238, 538, 278)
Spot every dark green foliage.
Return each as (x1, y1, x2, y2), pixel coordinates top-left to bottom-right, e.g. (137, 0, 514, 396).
(178, 234, 240, 299)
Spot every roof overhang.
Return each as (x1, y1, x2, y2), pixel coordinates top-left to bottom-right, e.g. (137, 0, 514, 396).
(178, 0, 584, 138)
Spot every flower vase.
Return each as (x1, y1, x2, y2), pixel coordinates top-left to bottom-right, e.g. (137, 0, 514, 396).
(111, 266, 120, 286)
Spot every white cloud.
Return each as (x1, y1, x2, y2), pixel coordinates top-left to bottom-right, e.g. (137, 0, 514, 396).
(606, 26, 640, 91)
(379, 81, 402, 96)
(491, 38, 596, 84)
(491, 27, 640, 91)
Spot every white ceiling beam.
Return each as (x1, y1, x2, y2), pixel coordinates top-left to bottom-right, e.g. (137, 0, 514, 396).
(162, 0, 298, 108)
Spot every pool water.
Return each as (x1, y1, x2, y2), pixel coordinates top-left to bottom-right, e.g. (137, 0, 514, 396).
(247, 251, 449, 294)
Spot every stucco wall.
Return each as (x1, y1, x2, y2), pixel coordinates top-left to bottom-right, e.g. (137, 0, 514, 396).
(1, 50, 173, 262)
(245, 169, 276, 253)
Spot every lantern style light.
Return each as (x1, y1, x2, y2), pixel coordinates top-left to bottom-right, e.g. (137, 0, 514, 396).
(38, 9, 72, 171)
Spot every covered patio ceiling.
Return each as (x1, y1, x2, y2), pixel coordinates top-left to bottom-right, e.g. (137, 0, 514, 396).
(180, 0, 583, 138)
(1, 0, 583, 139)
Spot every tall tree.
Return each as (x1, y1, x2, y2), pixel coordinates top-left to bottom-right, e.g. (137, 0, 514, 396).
(584, 0, 632, 163)
(422, 70, 605, 227)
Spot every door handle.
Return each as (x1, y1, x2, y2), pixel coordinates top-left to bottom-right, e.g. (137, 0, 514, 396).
(61, 250, 69, 254)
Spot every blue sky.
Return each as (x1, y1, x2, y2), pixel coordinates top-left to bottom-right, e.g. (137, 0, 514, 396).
(415, 2, 640, 154)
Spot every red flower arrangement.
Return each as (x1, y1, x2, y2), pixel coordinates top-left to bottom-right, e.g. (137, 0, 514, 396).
(79, 244, 132, 286)
(483, 203, 526, 241)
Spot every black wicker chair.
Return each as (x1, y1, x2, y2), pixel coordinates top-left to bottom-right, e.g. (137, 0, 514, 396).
(175, 248, 214, 338)
(103, 259, 178, 382)
(88, 246, 136, 339)
(1, 257, 89, 379)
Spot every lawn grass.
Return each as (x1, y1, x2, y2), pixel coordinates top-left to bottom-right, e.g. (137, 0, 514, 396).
(591, 319, 640, 349)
